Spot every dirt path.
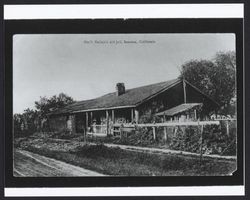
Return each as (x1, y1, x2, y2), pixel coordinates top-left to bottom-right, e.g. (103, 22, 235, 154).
(14, 149, 105, 177)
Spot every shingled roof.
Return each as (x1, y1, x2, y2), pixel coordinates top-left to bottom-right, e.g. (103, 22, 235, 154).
(51, 78, 181, 115)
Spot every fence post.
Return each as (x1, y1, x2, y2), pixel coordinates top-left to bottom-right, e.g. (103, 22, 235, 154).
(199, 124, 204, 164)
(153, 127, 156, 140)
(226, 120, 229, 136)
(106, 110, 109, 136)
(164, 127, 167, 143)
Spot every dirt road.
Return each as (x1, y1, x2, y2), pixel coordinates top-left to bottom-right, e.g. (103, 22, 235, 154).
(14, 149, 105, 177)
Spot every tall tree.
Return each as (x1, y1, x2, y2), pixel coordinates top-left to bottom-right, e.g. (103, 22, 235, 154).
(35, 93, 74, 118)
(180, 51, 236, 115)
(35, 93, 75, 132)
(180, 59, 215, 98)
(13, 113, 24, 135)
(14, 108, 39, 135)
(214, 51, 236, 70)
(14, 93, 75, 136)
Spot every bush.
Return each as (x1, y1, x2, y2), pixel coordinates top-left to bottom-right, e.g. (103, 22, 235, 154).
(108, 127, 159, 147)
(102, 121, 237, 156)
(170, 126, 200, 153)
(169, 122, 236, 156)
(49, 130, 82, 140)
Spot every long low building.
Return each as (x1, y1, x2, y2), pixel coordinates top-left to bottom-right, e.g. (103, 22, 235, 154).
(49, 78, 219, 134)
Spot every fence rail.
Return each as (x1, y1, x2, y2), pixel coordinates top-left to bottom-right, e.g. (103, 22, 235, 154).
(90, 120, 221, 136)
(113, 120, 220, 128)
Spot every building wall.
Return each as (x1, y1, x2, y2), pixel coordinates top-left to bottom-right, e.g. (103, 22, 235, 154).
(75, 113, 86, 133)
(49, 114, 77, 133)
(137, 81, 217, 122)
(49, 81, 218, 133)
(49, 115, 68, 132)
(67, 115, 76, 133)
(137, 82, 184, 122)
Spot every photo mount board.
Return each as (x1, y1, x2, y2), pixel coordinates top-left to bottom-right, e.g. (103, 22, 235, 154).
(3, 3, 245, 197)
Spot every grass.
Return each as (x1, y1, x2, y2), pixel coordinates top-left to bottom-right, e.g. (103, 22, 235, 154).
(18, 137, 237, 176)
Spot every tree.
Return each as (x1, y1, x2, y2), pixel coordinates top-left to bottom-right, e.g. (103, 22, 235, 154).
(35, 93, 74, 119)
(13, 113, 23, 135)
(212, 51, 236, 115)
(180, 59, 216, 98)
(34, 93, 74, 132)
(14, 93, 75, 137)
(14, 108, 39, 136)
(214, 51, 236, 70)
(22, 108, 39, 133)
(180, 51, 236, 116)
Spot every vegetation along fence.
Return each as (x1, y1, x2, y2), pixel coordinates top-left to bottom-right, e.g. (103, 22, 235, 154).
(89, 119, 237, 158)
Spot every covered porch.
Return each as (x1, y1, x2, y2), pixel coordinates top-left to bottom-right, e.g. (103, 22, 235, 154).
(71, 107, 139, 136)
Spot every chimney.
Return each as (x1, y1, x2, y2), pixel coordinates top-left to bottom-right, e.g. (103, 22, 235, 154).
(116, 83, 125, 96)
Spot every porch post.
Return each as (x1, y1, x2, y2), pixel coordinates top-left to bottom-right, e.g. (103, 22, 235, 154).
(112, 110, 115, 123)
(131, 108, 134, 122)
(106, 110, 109, 135)
(135, 109, 139, 124)
(90, 112, 93, 124)
(85, 112, 88, 132)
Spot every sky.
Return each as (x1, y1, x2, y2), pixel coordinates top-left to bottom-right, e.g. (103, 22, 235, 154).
(13, 33, 235, 114)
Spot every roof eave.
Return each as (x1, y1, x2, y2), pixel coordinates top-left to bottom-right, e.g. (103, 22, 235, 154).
(71, 105, 136, 113)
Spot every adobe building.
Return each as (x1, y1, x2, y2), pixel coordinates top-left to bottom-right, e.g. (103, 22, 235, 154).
(48, 78, 219, 134)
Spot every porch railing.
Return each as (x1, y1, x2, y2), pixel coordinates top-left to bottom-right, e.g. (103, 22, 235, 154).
(88, 124, 108, 137)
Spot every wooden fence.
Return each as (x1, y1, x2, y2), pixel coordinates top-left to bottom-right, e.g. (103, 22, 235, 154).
(89, 120, 220, 139)
(113, 120, 220, 139)
(88, 120, 236, 137)
(88, 120, 236, 162)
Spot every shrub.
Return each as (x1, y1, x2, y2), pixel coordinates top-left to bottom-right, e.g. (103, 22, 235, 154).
(109, 127, 159, 146)
(107, 121, 237, 156)
(85, 121, 236, 156)
(170, 126, 200, 153)
(49, 129, 82, 140)
(169, 122, 236, 156)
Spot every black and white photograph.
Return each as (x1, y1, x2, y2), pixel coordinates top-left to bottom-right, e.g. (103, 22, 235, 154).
(13, 33, 237, 177)
(2, 2, 246, 197)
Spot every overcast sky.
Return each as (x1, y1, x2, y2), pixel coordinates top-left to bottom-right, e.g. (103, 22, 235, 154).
(13, 33, 235, 114)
